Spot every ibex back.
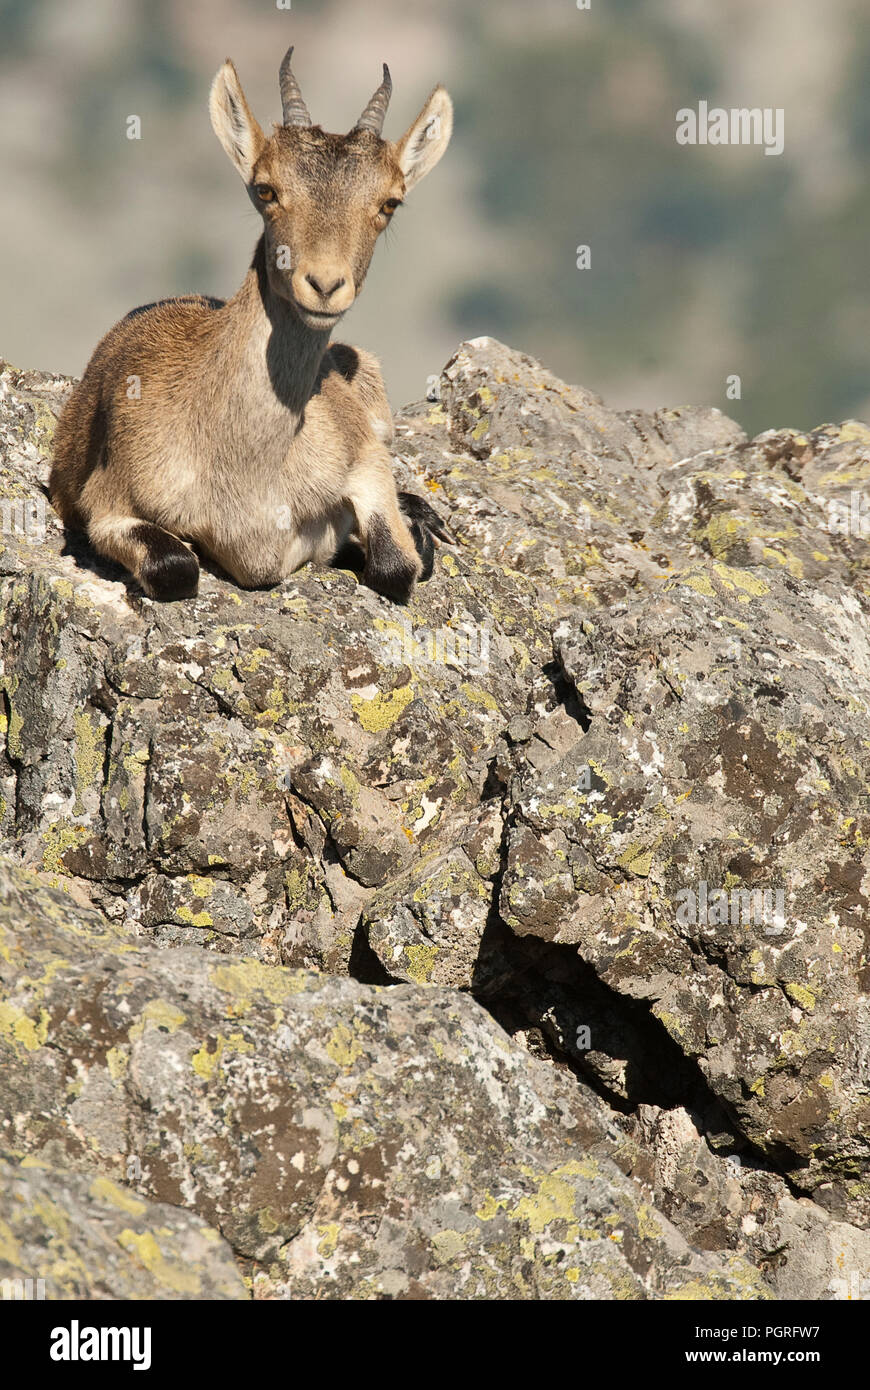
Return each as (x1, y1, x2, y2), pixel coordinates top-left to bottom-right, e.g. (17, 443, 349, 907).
(49, 46, 453, 602)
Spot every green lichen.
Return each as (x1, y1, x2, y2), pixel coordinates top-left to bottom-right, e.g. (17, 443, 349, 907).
(41, 822, 89, 875)
(403, 942, 439, 984)
(785, 981, 816, 1011)
(0, 1002, 50, 1054)
(325, 1022, 365, 1068)
(191, 1030, 253, 1080)
(351, 684, 414, 732)
(73, 711, 103, 813)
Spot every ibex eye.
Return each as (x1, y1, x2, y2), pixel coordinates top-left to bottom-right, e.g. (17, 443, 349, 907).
(381, 198, 402, 215)
(255, 184, 275, 202)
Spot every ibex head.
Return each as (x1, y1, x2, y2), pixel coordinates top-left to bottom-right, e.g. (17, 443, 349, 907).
(209, 45, 453, 331)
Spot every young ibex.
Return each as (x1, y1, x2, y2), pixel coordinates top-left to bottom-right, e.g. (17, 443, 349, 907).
(50, 46, 453, 602)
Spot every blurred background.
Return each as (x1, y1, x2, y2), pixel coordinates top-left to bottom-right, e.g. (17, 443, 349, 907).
(1, 0, 869, 435)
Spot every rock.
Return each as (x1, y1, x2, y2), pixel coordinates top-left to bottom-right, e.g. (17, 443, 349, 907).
(2, 338, 870, 1296)
(0, 857, 770, 1299)
(0, 355, 553, 979)
(498, 570, 870, 1218)
(629, 1104, 870, 1301)
(0, 1154, 248, 1300)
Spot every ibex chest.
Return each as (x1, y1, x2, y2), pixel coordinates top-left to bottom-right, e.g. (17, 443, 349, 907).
(177, 393, 361, 583)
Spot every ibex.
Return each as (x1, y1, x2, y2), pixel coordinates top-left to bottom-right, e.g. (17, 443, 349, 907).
(49, 46, 453, 602)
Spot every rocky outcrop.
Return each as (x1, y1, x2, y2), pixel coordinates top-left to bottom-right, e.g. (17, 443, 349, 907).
(1, 338, 869, 1298)
(0, 860, 772, 1300)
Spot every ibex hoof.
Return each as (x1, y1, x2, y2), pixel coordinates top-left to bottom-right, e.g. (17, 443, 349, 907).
(364, 514, 421, 604)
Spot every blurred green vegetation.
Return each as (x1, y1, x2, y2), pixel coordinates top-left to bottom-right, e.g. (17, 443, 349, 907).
(449, 2, 870, 432)
(2, 0, 869, 434)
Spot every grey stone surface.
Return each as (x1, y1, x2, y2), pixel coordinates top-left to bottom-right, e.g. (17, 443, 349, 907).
(2, 338, 870, 1297)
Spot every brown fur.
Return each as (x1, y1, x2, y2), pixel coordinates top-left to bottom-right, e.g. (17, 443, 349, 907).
(49, 49, 453, 601)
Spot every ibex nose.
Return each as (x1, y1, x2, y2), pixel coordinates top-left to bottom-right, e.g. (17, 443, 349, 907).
(305, 271, 346, 299)
(292, 259, 356, 318)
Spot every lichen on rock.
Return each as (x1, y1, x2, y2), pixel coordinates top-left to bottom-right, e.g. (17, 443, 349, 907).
(1, 341, 869, 1299)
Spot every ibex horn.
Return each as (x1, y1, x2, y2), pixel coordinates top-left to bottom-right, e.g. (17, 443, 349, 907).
(279, 45, 312, 127)
(352, 64, 392, 135)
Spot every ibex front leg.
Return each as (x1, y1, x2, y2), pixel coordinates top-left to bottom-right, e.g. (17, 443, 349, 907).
(344, 449, 423, 603)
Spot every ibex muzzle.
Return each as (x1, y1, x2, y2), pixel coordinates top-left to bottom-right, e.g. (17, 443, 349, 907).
(49, 46, 453, 603)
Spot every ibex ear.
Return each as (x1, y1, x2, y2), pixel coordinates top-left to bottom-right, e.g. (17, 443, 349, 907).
(395, 86, 453, 193)
(209, 60, 266, 181)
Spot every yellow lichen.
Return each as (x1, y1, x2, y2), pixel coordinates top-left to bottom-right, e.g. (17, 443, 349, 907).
(351, 684, 414, 732)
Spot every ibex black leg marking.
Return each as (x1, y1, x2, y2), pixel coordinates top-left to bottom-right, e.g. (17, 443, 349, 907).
(364, 515, 422, 603)
(398, 491, 452, 580)
(331, 538, 366, 573)
(131, 523, 200, 601)
(407, 516, 435, 580)
(398, 491, 453, 545)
